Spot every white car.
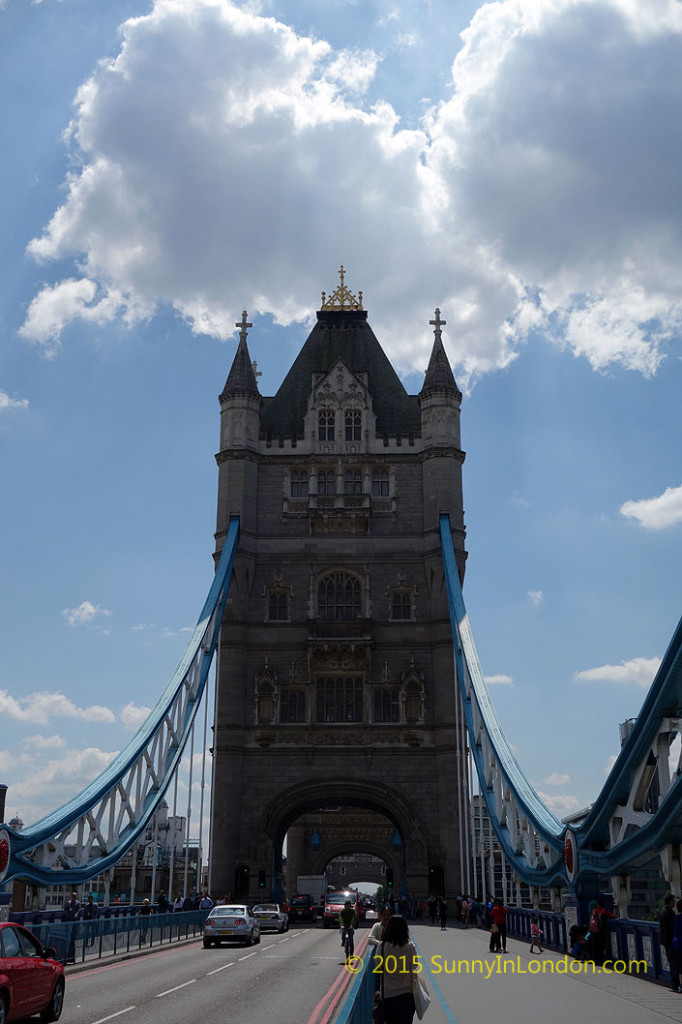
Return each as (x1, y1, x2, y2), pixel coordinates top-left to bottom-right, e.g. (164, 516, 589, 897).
(203, 905, 260, 947)
(252, 903, 289, 933)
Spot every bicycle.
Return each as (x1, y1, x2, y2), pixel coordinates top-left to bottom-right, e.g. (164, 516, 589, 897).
(342, 925, 355, 960)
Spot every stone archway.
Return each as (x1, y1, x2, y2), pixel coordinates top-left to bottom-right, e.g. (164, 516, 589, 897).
(253, 778, 429, 900)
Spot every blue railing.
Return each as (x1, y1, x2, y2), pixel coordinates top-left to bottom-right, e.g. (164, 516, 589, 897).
(18, 910, 209, 965)
(471, 906, 670, 986)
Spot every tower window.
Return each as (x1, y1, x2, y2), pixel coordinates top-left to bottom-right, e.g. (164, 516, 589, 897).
(316, 677, 363, 723)
(391, 592, 412, 621)
(318, 409, 335, 442)
(318, 572, 361, 620)
(317, 470, 336, 496)
(291, 471, 308, 498)
(345, 410, 361, 441)
(374, 689, 400, 723)
(280, 689, 305, 723)
(372, 469, 389, 497)
(344, 470, 362, 495)
(268, 592, 289, 621)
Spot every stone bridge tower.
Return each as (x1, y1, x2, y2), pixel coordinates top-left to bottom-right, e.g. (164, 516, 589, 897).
(210, 271, 467, 902)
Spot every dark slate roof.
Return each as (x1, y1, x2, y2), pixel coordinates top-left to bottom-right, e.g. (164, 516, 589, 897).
(220, 337, 261, 401)
(419, 335, 461, 400)
(260, 309, 421, 438)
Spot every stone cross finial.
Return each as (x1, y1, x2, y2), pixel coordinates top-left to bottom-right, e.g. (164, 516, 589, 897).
(236, 310, 252, 344)
(251, 360, 262, 382)
(429, 308, 446, 341)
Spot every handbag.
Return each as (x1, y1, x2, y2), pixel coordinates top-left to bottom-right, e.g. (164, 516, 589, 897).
(413, 971, 431, 1020)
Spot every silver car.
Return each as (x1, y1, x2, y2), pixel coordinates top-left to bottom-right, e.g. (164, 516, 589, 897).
(252, 903, 289, 933)
(203, 904, 261, 948)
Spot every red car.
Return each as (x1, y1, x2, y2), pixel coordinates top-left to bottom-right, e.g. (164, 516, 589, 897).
(323, 890, 361, 929)
(0, 921, 65, 1023)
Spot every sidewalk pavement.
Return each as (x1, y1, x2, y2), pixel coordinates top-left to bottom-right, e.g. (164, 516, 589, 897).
(63, 933, 203, 975)
(405, 920, 682, 1024)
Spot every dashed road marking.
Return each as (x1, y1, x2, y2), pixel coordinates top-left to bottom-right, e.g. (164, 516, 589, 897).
(207, 962, 236, 975)
(155, 979, 196, 997)
(90, 1007, 136, 1024)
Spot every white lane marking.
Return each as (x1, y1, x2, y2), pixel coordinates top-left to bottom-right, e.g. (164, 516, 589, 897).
(238, 951, 259, 961)
(155, 979, 196, 997)
(90, 1008, 136, 1024)
(207, 962, 236, 975)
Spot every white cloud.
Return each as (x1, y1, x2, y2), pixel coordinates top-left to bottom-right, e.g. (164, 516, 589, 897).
(0, 389, 29, 411)
(537, 789, 581, 815)
(19, 0, 682, 381)
(605, 754, 619, 774)
(0, 689, 115, 725)
(22, 734, 67, 750)
(527, 589, 543, 607)
(62, 600, 111, 626)
(0, 750, 16, 774)
(6, 747, 119, 825)
(574, 655, 661, 688)
(120, 701, 152, 732)
(543, 772, 571, 786)
(620, 484, 682, 530)
(484, 673, 514, 685)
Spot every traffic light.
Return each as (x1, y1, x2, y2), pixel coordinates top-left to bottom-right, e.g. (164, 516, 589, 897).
(258, 870, 266, 888)
(386, 868, 394, 889)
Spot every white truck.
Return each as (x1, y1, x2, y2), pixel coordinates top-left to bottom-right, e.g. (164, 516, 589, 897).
(296, 874, 327, 917)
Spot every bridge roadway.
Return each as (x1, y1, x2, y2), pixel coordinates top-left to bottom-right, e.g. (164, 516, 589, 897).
(59, 920, 682, 1024)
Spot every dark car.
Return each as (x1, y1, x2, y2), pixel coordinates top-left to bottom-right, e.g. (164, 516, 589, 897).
(0, 921, 65, 1023)
(288, 894, 317, 922)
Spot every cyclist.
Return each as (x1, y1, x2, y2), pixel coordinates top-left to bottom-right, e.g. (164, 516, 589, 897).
(339, 899, 358, 958)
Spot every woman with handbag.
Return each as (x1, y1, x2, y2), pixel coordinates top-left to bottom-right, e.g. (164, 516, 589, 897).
(373, 915, 429, 1023)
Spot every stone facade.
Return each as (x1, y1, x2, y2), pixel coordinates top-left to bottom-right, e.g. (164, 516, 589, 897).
(209, 282, 468, 902)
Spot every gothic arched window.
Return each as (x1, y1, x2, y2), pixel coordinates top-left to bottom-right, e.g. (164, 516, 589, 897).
(316, 677, 363, 723)
(268, 591, 289, 621)
(291, 471, 308, 498)
(344, 470, 362, 495)
(345, 410, 361, 441)
(318, 572, 361, 621)
(280, 689, 305, 723)
(372, 469, 389, 497)
(391, 591, 412, 621)
(318, 409, 335, 442)
(374, 689, 400, 723)
(317, 470, 336, 496)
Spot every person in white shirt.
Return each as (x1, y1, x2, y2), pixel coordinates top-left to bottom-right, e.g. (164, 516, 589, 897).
(368, 906, 392, 945)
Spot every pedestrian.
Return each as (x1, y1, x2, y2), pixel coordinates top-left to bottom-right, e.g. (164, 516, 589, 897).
(586, 899, 612, 964)
(461, 896, 470, 928)
(140, 897, 153, 943)
(490, 898, 508, 953)
(173, 893, 184, 912)
(373, 916, 417, 1024)
(82, 894, 100, 948)
(157, 890, 169, 913)
(660, 894, 677, 990)
(529, 914, 543, 954)
(63, 891, 81, 963)
(182, 893, 193, 911)
(199, 892, 214, 910)
(428, 896, 437, 925)
(438, 896, 448, 931)
(672, 899, 682, 994)
(368, 906, 392, 946)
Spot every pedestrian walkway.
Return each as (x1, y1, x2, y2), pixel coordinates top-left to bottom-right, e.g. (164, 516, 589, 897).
(405, 921, 682, 1024)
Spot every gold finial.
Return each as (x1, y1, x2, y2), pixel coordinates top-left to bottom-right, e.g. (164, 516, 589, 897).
(320, 265, 364, 311)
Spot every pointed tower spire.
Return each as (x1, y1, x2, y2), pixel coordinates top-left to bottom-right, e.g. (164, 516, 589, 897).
(420, 309, 461, 399)
(220, 311, 261, 400)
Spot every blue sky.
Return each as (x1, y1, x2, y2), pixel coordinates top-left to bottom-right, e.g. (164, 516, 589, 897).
(1, 0, 682, 839)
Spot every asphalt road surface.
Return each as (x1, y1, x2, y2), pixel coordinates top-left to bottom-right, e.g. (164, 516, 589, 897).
(61, 923, 359, 1024)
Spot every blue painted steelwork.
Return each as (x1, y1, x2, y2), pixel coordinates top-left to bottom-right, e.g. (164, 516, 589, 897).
(440, 512, 682, 889)
(439, 514, 566, 884)
(3, 517, 240, 886)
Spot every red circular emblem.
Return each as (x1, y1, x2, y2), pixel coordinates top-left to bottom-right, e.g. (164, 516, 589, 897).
(0, 834, 10, 879)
